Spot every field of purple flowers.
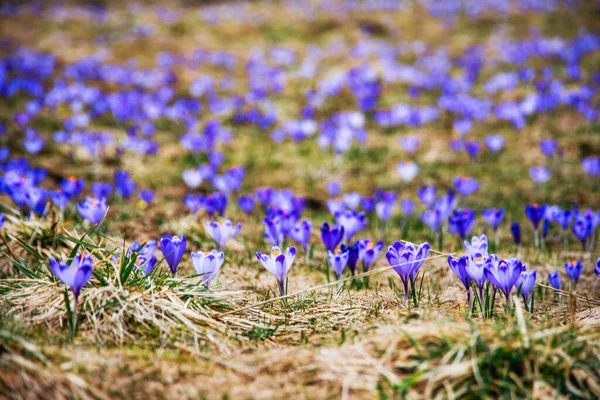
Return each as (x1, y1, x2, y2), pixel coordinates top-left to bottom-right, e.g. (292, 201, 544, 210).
(1, 1, 600, 398)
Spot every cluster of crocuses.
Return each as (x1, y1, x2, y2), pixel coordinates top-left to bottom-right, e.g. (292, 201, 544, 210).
(447, 234, 537, 311)
(512, 204, 600, 251)
(0, 159, 157, 225)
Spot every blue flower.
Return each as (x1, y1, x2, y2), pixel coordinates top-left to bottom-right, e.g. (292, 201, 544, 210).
(50, 253, 93, 302)
(448, 209, 475, 240)
(565, 261, 583, 287)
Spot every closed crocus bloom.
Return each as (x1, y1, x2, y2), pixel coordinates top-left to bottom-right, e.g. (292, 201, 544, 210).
(529, 166, 551, 185)
(91, 182, 113, 199)
(133, 241, 158, 275)
(417, 186, 436, 208)
(465, 255, 490, 301)
(464, 235, 488, 258)
(328, 248, 349, 280)
(288, 220, 311, 251)
(453, 177, 480, 197)
(340, 243, 360, 275)
(539, 139, 557, 158)
(401, 200, 415, 217)
(205, 220, 241, 250)
(595, 259, 600, 278)
(326, 181, 341, 197)
(571, 215, 590, 245)
(484, 258, 523, 303)
(517, 270, 536, 303)
(447, 255, 472, 302)
(139, 190, 155, 205)
(448, 209, 475, 240)
(525, 204, 546, 230)
(396, 161, 419, 183)
(511, 222, 521, 246)
(565, 261, 583, 287)
(357, 239, 384, 272)
(482, 208, 504, 232)
(238, 195, 255, 214)
(183, 194, 204, 214)
(386, 241, 430, 301)
(50, 252, 93, 302)
(77, 196, 108, 225)
(50, 190, 70, 211)
(264, 216, 284, 247)
(60, 176, 85, 199)
(160, 234, 186, 275)
(335, 209, 367, 241)
(191, 250, 224, 286)
(256, 246, 296, 295)
(548, 271, 561, 291)
(320, 223, 344, 252)
(556, 209, 573, 232)
(114, 170, 136, 199)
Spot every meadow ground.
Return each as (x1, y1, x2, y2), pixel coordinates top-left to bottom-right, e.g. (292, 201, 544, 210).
(0, 1, 600, 399)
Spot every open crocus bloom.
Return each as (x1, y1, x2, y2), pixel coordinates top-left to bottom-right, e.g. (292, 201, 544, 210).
(77, 196, 108, 225)
(205, 220, 242, 249)
(328, 248, 349, 279)
(484, 258, 524, 303)
(256, 246, 296, 295)
(464, 234, 488, 258)
(191, 250, 225, 286)
(386, 241, 430, 300)
(49, 252, 93, 301)
(357, 239, 384, 272)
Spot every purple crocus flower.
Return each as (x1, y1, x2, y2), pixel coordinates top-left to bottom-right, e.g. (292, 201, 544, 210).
(25, 187, 47, 216)
(465, 140, 480, 160)
(160, 234, 187, 275)
(114, 171, 136, 199)
(386, 241, 430, 301)
(453, 177, 480, 197)
(484, 258, 523, 303)
(517, 270, 536, 303)
(360, 197, 375, 214)
(0, 213, 4, 229)
(191, 250, 225, 286)
(484, 134, 504, 152)
(321, 223, 345, 252)
(464, 235, 488, 258)
(581, 157, 600, 177)
(396, 161, 419, 183)
(539, 139, 557, 158)
(257, 246, 296, 295)
(417, 186, 436, 208)
(529, 166, 551, 185)
(77, 196, 108, 225)
(91, 182, 113, 199)
(565, 261, 583, 287)
(342, 193, 361, 210)
(447, 255, 472, 302)
(238, 195, 255, 214)
(375, 195, 395, 223)
(328, 249, 349, 280)
(401, 200, 415, 217)
(60, 177, 85, 199)
(399, 136, 420, 155)
(448, 139, 463, 153)
(556, 209, 573, 232)
(204, 192, 228, 217)
(50, 253, 93, 302)
(357, 239, 384, 272)
(139, 190, 155, 205)
(595, 258, 600, 278)
(326, 181, 341, 197)
(205, 220, 241, 249)
(264, 216, 285, 247)
(548, 271, 561, 291)
(572, 215, 590, 246)
(130, 241, 158, 276)
(448, 209, 475, 240)
(525, 204, 547, 230)
(482, 208, 504, 232)
(50, 190, 70, 211)
(421, 209, 443, 233)
(335, 210, 367, 241)
(182, 168, 204, 189)
(255, 187, 273, 208)
(465, 255, 491, 301)
(288, 220, 311, 251)
(511, 222, 521, 247)
(340, 243, 360, 275)
(183, 194, 204, 214)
